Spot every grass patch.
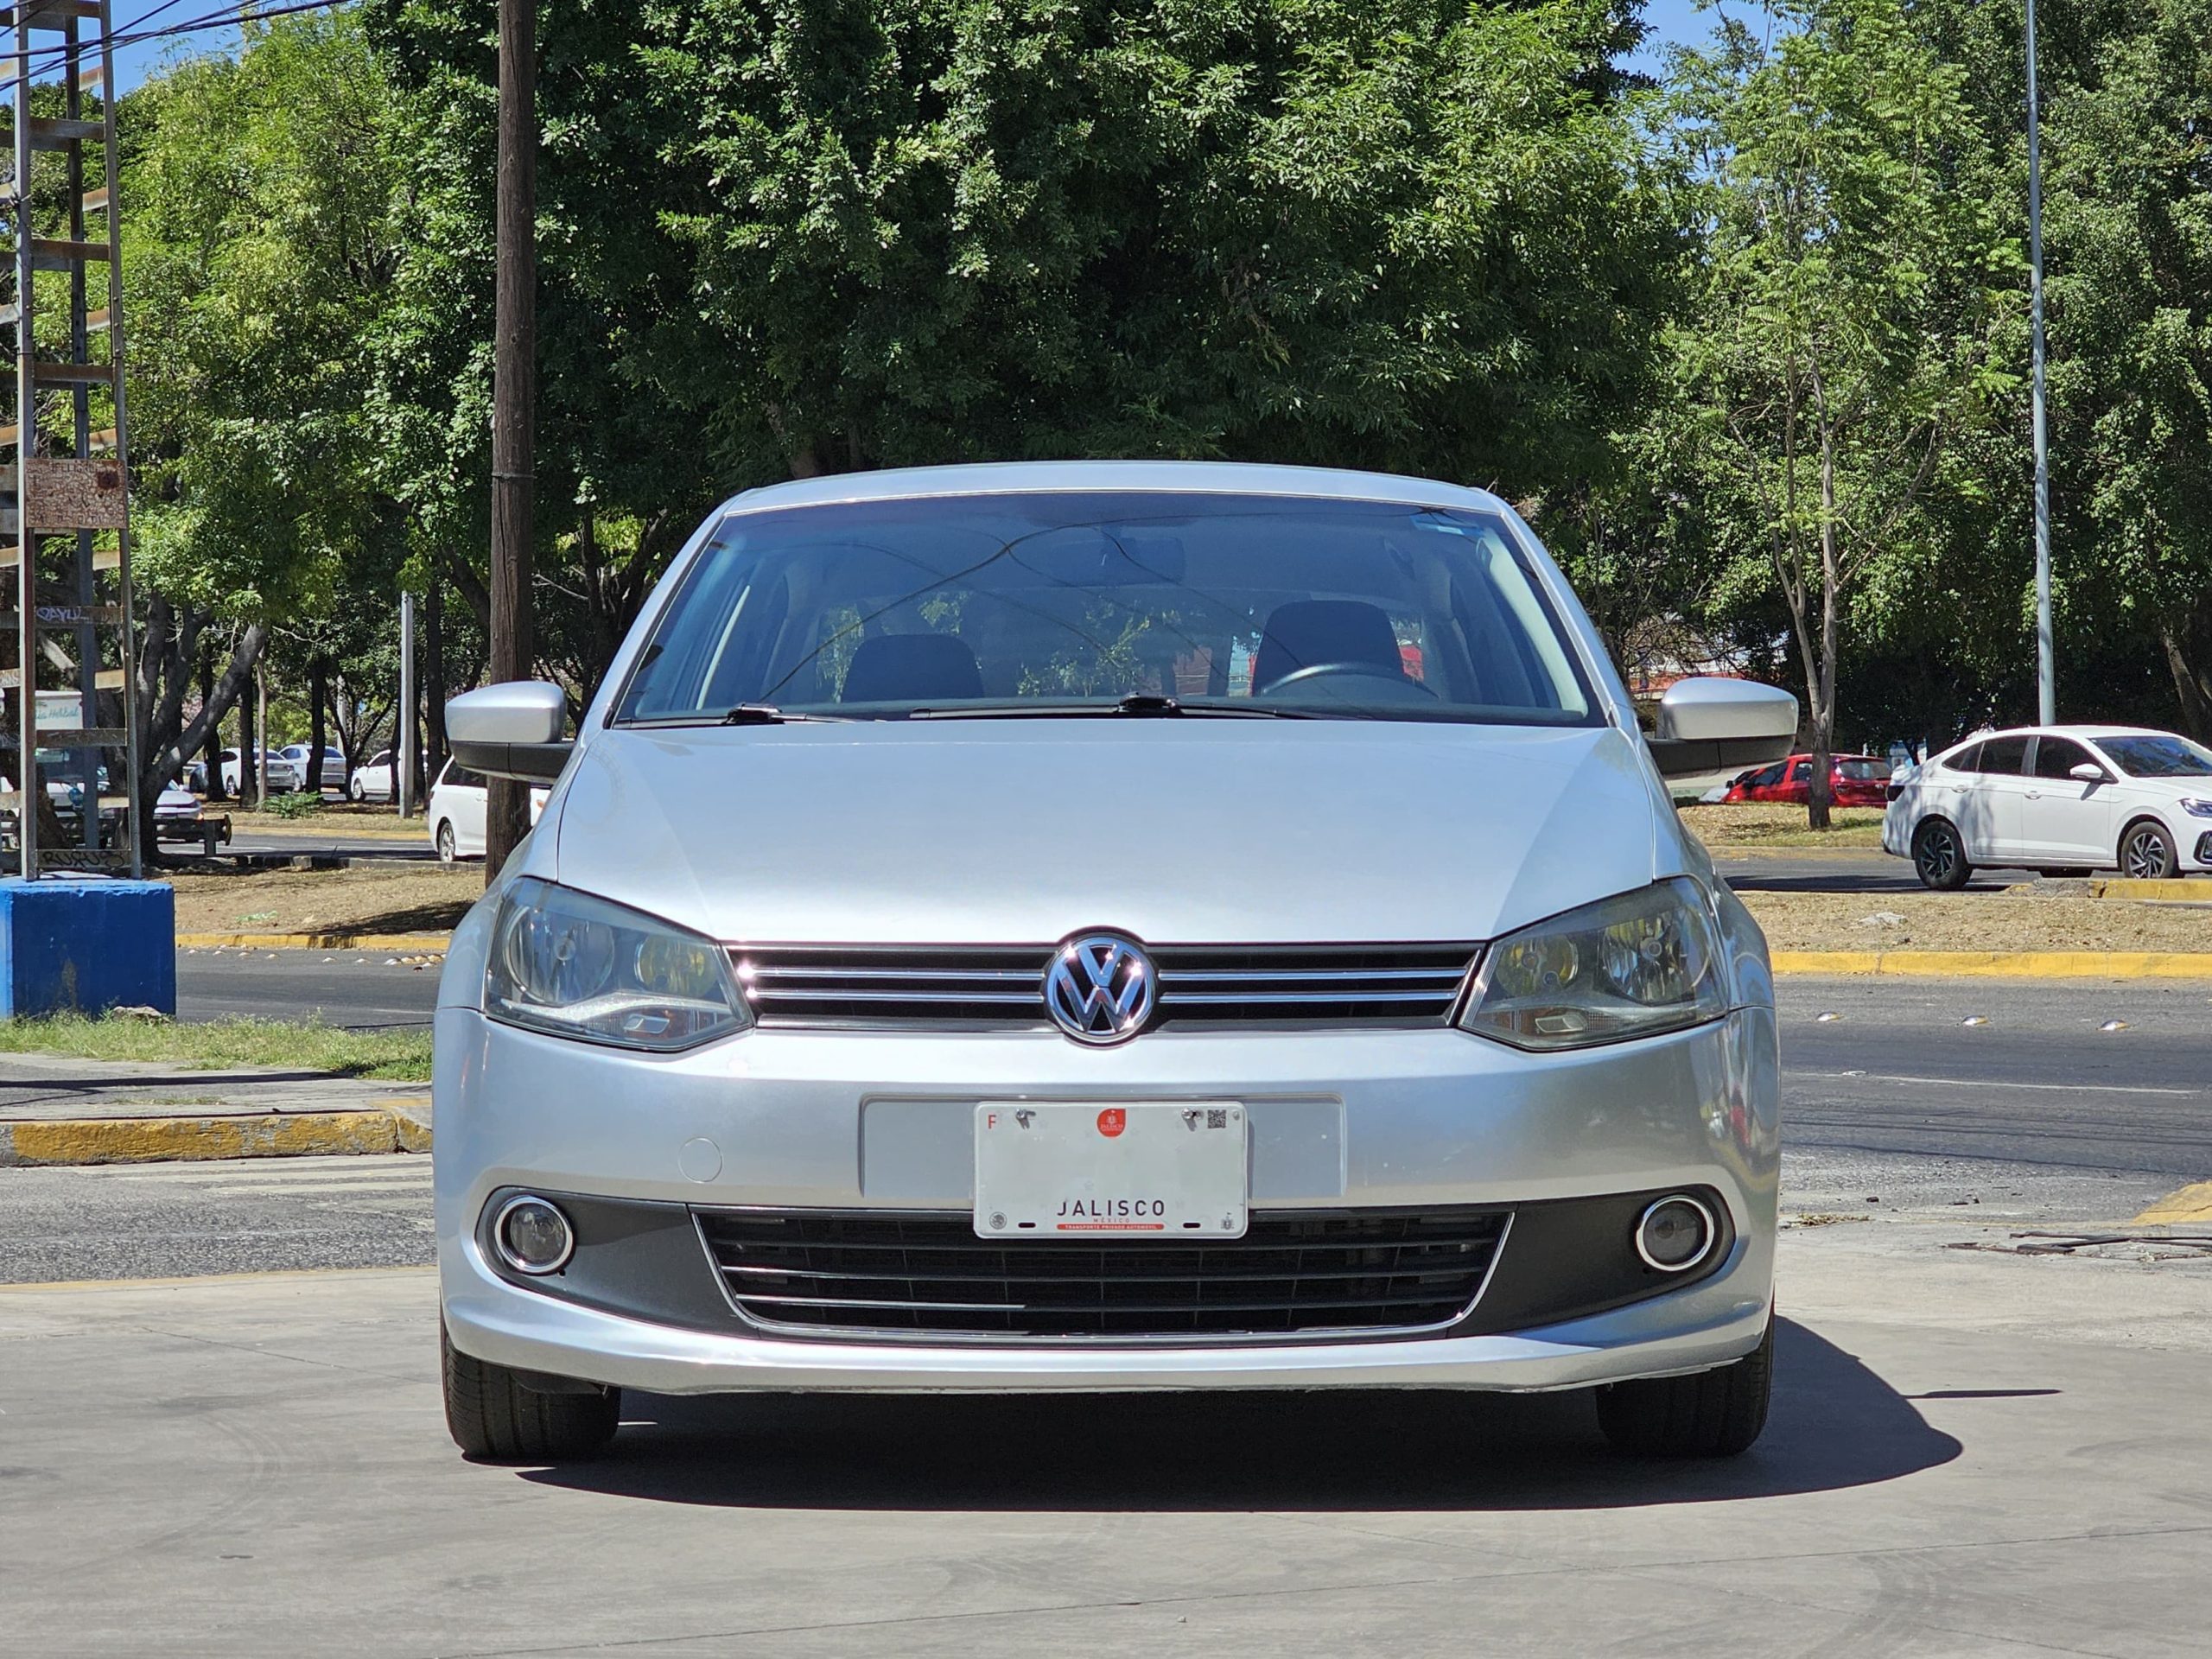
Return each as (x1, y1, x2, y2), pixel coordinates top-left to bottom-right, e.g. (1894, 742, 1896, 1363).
(0, 1014, 433, 1081)
(1678, 803, 1887, 849)
(263, 791, 325, 820)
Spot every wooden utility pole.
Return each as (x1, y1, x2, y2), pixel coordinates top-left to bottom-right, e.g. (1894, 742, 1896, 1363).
(485, 0, 537, 880)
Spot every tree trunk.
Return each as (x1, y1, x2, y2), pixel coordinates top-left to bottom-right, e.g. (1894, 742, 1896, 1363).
(307, 654, 328, 793)
(2161, 620, 2212, 744)
(130, 598, 265, 861)
(200, 640, 226, 803)
(423, 577, 448, 785)
(238, 671, 257, 805)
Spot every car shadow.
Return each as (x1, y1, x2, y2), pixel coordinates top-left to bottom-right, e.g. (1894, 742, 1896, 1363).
(520, 1318, 1962, 1511)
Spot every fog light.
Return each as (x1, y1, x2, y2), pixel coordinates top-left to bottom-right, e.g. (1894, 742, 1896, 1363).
(1636, 1194, 1715, 1274)
(493, 1194, 574, 1275)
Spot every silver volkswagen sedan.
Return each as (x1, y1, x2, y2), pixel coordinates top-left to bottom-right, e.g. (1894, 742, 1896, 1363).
(434, 461, 1796, 1464)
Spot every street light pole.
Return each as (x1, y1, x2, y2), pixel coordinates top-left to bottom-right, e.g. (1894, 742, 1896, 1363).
(486, 0, 537, 880)
(2026, 0, 2055, 725)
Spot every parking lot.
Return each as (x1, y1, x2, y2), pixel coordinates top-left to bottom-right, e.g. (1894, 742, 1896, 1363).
(4, 1216, 2206, 1657)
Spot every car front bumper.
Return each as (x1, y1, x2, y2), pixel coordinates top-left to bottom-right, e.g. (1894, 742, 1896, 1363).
(435, 1004, 1779, 1395)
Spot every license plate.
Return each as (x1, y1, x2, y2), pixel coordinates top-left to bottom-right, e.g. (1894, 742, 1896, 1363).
(975, 1103, 1249, 1239)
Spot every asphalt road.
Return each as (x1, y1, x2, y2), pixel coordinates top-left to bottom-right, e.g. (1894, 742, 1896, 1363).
(178, 947, 443, 1028)
(1710, 846, 2058, 892)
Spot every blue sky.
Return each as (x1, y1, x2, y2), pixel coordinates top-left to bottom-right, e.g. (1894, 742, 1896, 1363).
(105, 1, 1728, 96)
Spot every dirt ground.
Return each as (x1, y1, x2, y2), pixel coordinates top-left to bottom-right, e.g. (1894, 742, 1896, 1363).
(165, 865, 482, 934)
(1741, 888, 2212, 953)
(1678, 802, 1886, 849)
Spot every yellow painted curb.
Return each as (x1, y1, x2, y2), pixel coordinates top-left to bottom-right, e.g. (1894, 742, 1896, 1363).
(2092, 878, 2212, 902)
(2133, 1180, 2212, 1226)
(0, 1109, 430, 1166)
(175, 931, 451, 951)
(1772, 949, 2212, 979)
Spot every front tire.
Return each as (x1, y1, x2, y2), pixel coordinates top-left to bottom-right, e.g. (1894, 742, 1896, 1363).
(442, 1323, 618, 1463)
(1911, 817, 1972, 890)
(1595, 1317, 1773, 1459)
(348, 777, 365, 803)
(2119, 818, 2178, 880)
(435, 820, 457, 863)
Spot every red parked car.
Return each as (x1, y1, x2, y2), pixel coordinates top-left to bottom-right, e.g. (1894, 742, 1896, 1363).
(1722, 753, 1891, 807)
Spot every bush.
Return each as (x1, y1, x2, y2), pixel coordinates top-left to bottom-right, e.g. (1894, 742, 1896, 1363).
(264, 791, 323, 819)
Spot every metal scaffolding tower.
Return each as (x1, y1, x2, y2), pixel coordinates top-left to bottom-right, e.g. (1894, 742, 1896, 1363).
(3, 0, 137, 878)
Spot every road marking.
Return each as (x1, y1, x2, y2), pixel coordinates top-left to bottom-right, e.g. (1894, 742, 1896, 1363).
(2133, 1180, 2212, 1225)
(1795, 1069, 2202, 1098)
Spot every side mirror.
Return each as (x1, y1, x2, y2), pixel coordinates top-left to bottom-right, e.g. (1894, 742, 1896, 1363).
(448, 681, 572, 783)
(1648, 677, 1799, 780)
(2069, 762, 2110, 785)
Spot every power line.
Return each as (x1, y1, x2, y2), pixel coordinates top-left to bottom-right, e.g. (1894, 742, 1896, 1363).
(3, 0, 344, 79)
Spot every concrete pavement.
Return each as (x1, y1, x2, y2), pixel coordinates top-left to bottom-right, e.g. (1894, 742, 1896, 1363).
(3, 1225, 2208, 1656)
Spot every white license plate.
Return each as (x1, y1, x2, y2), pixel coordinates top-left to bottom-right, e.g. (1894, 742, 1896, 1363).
(974, 1103, 1249, 1239)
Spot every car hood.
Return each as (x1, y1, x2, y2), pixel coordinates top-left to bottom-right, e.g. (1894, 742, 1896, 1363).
(547, 720, 1669, 945)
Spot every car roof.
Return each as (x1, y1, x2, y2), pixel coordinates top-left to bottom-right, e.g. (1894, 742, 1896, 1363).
(1943, 725, 2175, 748)
(719, 461, 1510, 518)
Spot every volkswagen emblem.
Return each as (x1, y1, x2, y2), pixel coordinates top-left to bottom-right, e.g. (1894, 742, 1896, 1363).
(1044, 934, 1156, 1045)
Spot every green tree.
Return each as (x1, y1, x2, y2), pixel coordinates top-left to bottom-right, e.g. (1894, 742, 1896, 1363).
(1663, 0, 2016, 824)
(122, 10, 404, 842)
(2035, 0, 2212, 737)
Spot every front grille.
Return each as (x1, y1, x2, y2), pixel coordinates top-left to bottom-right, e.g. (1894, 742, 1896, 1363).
(695, 1207, 1510, 1340)
(731, 943, 1478, 1030)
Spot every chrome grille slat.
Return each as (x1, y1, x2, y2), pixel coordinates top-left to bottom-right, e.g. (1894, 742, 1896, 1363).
(696, 1207, 1510, 1340)
(731, 942, 1480, 1031)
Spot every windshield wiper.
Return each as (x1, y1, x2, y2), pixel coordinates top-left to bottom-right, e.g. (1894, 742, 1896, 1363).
(911, 695, 1321, 721)
(622, 704, 850, 729)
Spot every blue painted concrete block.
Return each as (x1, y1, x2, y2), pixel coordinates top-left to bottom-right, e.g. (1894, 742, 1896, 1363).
(0, 878, 176, 1018)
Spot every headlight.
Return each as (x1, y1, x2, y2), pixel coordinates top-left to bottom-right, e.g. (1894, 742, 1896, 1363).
(1460, 878, 1728, 1051)
(2179, 798, 2212, 819)
(486, 877, 750, 1050)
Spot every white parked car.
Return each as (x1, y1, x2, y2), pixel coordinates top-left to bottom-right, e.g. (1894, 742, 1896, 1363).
(277, 744, 347, 792)
(348, 748, 397, 803)
(427, 758, 546, 861)
(1884, 725, 2212, 887)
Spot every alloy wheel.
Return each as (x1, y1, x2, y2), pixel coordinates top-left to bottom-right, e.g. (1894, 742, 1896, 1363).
(1915, 823, 1959, 885)
(2121, 824, 2174, 880)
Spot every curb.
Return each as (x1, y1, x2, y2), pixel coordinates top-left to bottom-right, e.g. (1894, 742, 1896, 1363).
(176, 931, 451, 951)
(0, 1098, 432, 1166)
(2092, 877, 2212, 901)
(1772, 949, 2212, 978)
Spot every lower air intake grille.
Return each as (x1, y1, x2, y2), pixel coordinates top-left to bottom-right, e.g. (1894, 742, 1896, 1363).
(694, 1207, 1510, 1340)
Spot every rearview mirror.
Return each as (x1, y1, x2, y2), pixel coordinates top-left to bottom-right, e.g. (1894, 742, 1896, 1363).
(448, 681, 572, 783)
(1647, 677, 1799, 780)
(2069, 761, 2110, 785)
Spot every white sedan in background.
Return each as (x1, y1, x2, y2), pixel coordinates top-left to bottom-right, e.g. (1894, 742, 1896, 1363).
(348, 748, 397, 803)
(1885, 725, 2212, 887)
(427, 759, 546, 861)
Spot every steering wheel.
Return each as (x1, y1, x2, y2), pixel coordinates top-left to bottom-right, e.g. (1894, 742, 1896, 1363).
(1258, 662, 1439, 700)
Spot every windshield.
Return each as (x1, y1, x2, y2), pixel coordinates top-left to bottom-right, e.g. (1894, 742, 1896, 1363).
(2095, 734, 2212, 778)
(613, 493, 1599, 727)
